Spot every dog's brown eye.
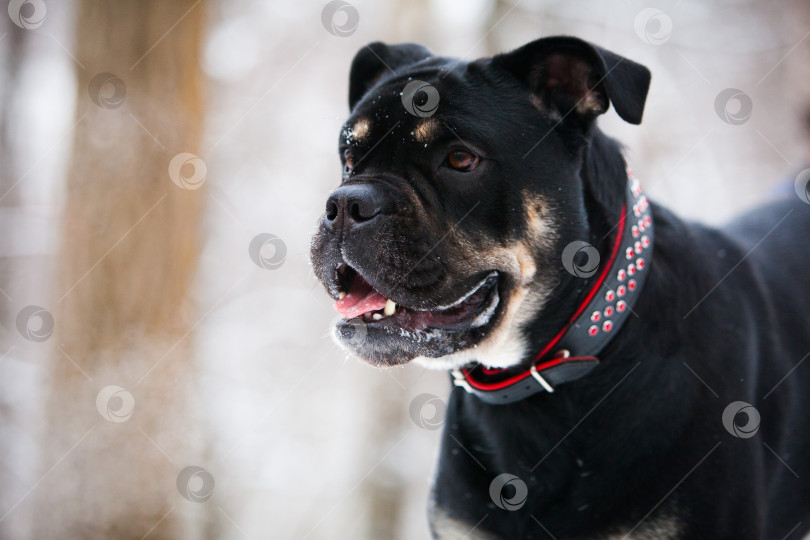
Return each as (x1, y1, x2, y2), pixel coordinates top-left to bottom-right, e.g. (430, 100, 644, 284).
(343, 149, 354, 174)
(447, 149, 479, 172)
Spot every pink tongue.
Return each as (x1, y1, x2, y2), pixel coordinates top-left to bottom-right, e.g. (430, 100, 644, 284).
(334, 276, 388, 319)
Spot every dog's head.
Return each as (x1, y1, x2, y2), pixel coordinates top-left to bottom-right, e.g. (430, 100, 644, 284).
(310, 36, 650, 368)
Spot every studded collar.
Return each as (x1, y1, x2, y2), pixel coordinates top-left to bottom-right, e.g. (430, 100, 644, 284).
(451, 172, 654, 405)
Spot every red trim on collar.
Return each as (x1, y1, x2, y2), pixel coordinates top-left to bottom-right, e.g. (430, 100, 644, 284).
(462, 356, 583, 391)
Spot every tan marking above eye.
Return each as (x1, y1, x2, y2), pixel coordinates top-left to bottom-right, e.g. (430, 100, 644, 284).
(414, 119, 438, 143)
(349, 118, 370, 140)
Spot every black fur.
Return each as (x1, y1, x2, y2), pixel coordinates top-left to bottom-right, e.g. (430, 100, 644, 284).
(348, 42, 433, 109)
(310, 36, 810, 538)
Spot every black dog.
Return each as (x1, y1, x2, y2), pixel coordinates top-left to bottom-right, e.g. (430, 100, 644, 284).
(310, 36, 810, 539)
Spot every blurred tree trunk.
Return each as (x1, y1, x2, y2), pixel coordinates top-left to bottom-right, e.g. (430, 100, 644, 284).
(33, 1, 208, 538)
(0, 17, 27, 540)
(0, 0, 25, 319)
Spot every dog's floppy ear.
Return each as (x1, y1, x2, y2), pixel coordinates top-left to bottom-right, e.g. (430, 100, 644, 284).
(349, 42, 432, 110)
(493, 36, 650, 125)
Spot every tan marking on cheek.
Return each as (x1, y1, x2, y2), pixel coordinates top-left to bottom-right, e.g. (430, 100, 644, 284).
(350, 118, 370, 140)
(511, 241, 537, 286)
(414, 119, 439, 143)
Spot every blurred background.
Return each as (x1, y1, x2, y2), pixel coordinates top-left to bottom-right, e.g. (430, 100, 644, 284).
(0, 0, 808, 538)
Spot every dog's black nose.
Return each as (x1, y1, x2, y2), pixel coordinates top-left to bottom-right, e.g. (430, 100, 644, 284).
(325, 184, 394, 225)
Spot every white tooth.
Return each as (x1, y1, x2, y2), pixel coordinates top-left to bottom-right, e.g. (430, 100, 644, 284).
(384, 299, 396, 316)
(372, 313, 383, 320)
(338, 291, 346, 299)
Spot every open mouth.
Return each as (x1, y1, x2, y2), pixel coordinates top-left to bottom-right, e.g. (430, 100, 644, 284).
(333, 264, 500, 333)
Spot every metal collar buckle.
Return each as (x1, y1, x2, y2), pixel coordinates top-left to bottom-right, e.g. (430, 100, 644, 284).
(451, 369, 472, 392)
(529, 365, 555, 393)
(529, 349, 569, 393)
